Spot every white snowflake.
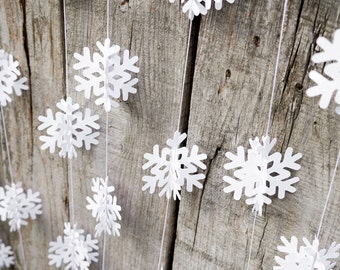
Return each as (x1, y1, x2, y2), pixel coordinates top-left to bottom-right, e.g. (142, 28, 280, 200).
(38, 97, 100, 159)
(307, 29, 340, 114)
(223, 136, 302, 216)
(0, 239, 14, 268)
(142, 131, 207, 200)
(86, 177, 122, 238)
(274, 236, 340, 270)
(73, 38, 139, 112)
(168, 0, 235, 20)
(0, 182, 42, 232)
(48, 223, 99, 270)
(0, 49, 28, 107)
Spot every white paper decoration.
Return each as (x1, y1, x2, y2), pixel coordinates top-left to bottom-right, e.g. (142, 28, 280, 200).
(86, 177, 122, 237)
(73, 38, 139, 112)
(223, 136, 302, 216)
(274, 236, 340, 270)
(307, 29, 340, 114)
(0, 182, 42, 232)
(38, 97, 100, 159)
(168, 0, 235, 20)
(0, 239, 14, 268)
(0, 49, 28, 106)
(142, 131, 207, 200)
(48, 223, 99, 270)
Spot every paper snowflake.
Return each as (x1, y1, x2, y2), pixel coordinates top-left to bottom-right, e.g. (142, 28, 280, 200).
(0, 182, 42, 232)
(48, 223, 99, 270)
(86, 177, 122, 238)
(73, 38, 139, 112)
(142, 131, 207, 200)
(307, 29, 340, 114)
(168, 0, 235, 20)
(38, 97, 100, 159)
(274, 236, 340, 270)
(0, 49, 28, 106)
(223, 136, 302, 216)
(0, 239, 14, 268)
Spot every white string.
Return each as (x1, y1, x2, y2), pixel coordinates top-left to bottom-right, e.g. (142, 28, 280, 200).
(245, 212, 257, 270)
(157, 198, 170, 270)
(310, 148, 340, 269)
(0, 106, 14, 184)
(18, 228, 27, 270)
(177, 20, 193, 132)
(106, 0, 110, 40)
(265, 0, 289, 137)
(63, 0, 69, 97)
(316, 148, 340, 239)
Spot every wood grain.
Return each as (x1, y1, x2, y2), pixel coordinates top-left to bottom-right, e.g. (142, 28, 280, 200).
(0, 0, 339, 269)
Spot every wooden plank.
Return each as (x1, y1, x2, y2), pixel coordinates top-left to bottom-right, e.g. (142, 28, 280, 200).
(66, 0, 190, 269)
(173, 0, 340, 269)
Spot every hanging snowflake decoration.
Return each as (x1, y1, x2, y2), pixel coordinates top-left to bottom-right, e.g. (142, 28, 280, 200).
(0, 49, 28, 107)
(274, 236, 340, 270)
(86, 177, 122, 237)
(142, 131, 207, 200)
(48, 223, 99, 270)
(0, 182, 42, 232)
(223, 136, 302, 216)
(307, 29, 340, 114)
(0, 239, 14, 268)
(38, 97, 100, 159)
(73, 38, 139, 112)
(168, 0, 235, 20)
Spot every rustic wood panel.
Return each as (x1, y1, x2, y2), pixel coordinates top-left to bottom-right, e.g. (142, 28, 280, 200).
(0, 0, 339, 269)
(173, 0, 340, 269)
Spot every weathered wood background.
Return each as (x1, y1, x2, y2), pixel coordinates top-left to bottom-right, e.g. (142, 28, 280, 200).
(0, 0, 339, 269)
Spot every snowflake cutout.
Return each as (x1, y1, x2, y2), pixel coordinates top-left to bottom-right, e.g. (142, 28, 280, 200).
(307, 29, 340, 114)
(0, 239, 14, 268)
(86, 177, 122, 238)
(73, 38, 139, 112)
(0, 182, 42, 232)
(168, 0, 235, 20)
(274, 236, 340, 270)
(223, 136, 302, 216)
(38, 97, 100, 159)
(0, 49, 28, 106)
(48, 223, 99, 270)
(142, 131, 207, 200)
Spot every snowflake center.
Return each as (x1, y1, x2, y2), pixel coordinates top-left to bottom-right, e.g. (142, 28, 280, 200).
(169, 150, 181, 182)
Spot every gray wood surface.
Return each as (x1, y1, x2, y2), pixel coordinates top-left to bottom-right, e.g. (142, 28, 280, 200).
(0, 0, 339, 269)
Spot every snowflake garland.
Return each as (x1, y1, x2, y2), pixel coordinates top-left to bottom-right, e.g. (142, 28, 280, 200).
(274, 236, 340, 270)
(73, 38, 139, 112)
(142, 131, 207, 200)
(0, 239, 14, 268)
(0, 182, 42, 232)
(223, 136, 302, 216)
(306, 28, 340, 114)
(86, 177, 122, 238)
(38, 97, 100, 159)
(168, 0, 235, 20)
(0, 49, 28, 107)
(48, 223, 99, 270)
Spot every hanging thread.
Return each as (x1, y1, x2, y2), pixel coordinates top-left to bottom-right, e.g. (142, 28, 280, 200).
(246, 1, 288, 269)
(265, 0, 288, 137)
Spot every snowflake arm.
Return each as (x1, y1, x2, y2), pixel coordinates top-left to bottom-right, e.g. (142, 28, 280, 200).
(48, 223, 98, 270)
(306, 29, 340, 114)
(0, 49, 28, 107)
(0, 182, 42, 232)
(0, 239, 14, 268)
(86, 177, 122, 237)
(73, 39, 139, 112)
(274, 236, 340, 270)
(38, 97, 100, 159)
(142, 131, 207, 200)
(223, 136, 301, 215)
